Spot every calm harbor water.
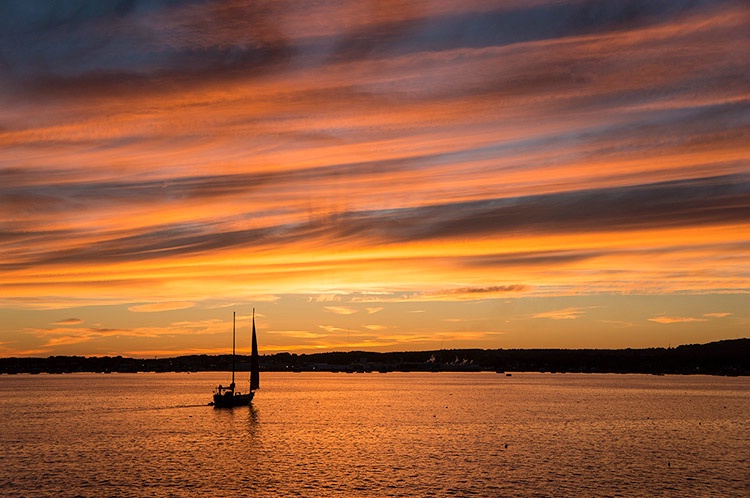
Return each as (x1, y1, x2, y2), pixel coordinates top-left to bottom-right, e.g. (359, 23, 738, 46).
(1, 372, 747, 497)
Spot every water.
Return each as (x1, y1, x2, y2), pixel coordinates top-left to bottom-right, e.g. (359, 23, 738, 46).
(1, 372, 747, 497)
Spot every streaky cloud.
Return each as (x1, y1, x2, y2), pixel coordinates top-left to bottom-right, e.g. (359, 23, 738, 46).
(533, 307, 599, 320)
(323, 306, 358, 315)
(369, 174, 750, 242)
(2, 174, 747, 271)
(649, 316, 708, 324)
(421, 286, 529, 301)
(1, 0, 735, 99)
(128, 301, 195, 313)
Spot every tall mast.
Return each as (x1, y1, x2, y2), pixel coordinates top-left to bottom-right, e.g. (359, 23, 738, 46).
(231, 311, 236, 386)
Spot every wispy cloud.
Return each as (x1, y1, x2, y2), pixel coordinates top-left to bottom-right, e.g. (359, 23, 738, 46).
(26, 317, 231, 349)
(128, 302, 195, 313)
(363, 324, 387, 331)
(267, 330, 328, 340)
(323, 306, 358, 315)
(319, 325, 350, 334)
(533, 307, 598, 320)
(310, 294, 345, 303)
(648, 316, 708, 324)
(599, 320, 634, 329)
(429, 286, 529, 301)
(29, 326, 135, 348)
(53, 318, 83, 325)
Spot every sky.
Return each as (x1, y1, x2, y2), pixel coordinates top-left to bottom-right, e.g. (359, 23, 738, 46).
(0, 0, 748, 358)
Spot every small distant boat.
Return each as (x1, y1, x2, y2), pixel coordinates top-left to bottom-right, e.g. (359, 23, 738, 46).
(211, 309, 260, 408)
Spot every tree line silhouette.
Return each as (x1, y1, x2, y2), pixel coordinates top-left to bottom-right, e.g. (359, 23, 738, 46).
(1, 339, 747, 376)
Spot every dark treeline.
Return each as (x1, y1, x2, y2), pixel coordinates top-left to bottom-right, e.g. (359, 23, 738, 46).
(1, 339, 747, 376)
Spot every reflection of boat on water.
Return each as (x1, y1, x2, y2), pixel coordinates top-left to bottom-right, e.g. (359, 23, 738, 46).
(211, 309, 260, 408)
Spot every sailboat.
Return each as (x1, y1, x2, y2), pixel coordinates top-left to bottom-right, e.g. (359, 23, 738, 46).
(211, 309, 260, 408)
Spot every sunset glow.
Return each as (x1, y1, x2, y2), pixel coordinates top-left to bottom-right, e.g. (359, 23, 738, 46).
(1, 0, 748, 356)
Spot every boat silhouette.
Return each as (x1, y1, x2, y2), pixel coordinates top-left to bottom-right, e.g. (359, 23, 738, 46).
(211, 309, 260, 408)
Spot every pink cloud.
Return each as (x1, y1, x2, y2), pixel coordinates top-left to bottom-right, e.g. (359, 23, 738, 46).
(648, 316, 707, 324)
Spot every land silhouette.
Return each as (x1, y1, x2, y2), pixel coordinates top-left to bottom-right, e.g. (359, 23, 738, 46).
(1, 339, 747, 376)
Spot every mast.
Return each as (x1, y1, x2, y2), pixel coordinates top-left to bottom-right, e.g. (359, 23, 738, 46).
(250, 308, 260, 390)
(231, 311, 236, 386)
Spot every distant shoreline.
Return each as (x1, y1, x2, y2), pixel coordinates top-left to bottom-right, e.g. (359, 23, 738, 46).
(1, 338, 747, 376)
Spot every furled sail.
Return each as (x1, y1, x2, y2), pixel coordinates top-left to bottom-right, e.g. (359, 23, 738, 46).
(250, 309, 260, 391)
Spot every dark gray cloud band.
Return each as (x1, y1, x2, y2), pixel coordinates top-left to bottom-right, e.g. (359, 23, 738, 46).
(3, 174, 747, 271)
(1, 0, 740, 98)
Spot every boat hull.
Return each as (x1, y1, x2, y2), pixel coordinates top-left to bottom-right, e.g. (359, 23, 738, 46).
(213, 391, 254, 408)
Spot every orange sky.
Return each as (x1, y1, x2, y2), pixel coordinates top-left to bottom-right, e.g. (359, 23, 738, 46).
(1, 0, 748, 357)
